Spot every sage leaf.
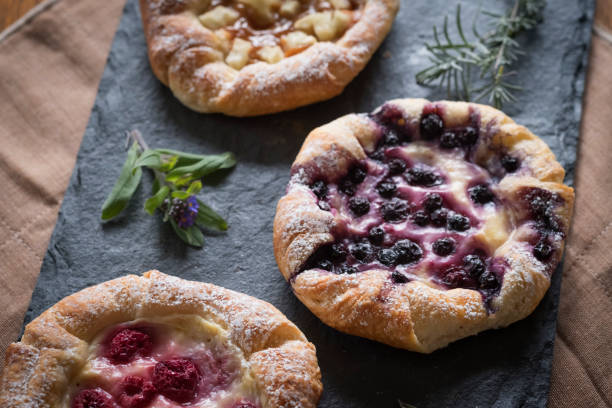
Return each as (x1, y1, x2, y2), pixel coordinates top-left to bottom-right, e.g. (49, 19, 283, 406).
(171, 190, 190, 200)
(166, 152, 236, 182)
(186, 180, 202, 195)
(133, 149, 162, 173)
(196, 199, 227, 231)
(170, 219, 204, 247)
(154, 149, 227, 167)
(144, 185, 169, 215)
(152, 178, 160, 195)
(159, 155, 178, 172)
(101, 142, 142, 220)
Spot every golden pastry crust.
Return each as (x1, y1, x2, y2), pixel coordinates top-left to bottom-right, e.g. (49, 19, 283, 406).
(0, 271, 322, 407)
(273, 98, 575, 353)
(139, 0, 399, 116)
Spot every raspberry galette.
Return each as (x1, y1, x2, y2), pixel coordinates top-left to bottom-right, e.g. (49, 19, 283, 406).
(0, 271, 322, 407)
(274, 98, 574, 353)
(139, 0, 399, 116)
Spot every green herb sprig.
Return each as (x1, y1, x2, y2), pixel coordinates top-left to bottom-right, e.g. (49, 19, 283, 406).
(415, 0, 546, 108)
(101, 130, 236, 247)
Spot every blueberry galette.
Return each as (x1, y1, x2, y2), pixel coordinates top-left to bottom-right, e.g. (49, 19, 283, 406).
(273, 99, 574, 353)
(0, 271, 322, 407)
(139, 0, 398, 116)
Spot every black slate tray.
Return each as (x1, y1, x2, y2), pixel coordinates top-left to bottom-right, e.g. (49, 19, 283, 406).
(24, 0, 593, 407)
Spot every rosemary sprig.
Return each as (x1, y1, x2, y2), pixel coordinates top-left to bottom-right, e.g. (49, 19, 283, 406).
(415, 0, 546, 108)
(101, 130, 235, 247)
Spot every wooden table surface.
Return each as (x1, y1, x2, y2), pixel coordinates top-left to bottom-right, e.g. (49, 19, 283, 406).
(2, 0, 612, 33)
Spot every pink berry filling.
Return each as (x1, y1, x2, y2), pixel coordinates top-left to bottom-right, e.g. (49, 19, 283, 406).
(71, 322, 259, 408)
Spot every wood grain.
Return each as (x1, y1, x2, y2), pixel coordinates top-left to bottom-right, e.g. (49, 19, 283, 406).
(596, 0, 612, 32)
(1, 0, 46, 31)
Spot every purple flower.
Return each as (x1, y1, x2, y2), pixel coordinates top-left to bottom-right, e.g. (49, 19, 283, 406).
(177, 195, 199, 228)
(168, 195, 199, 228)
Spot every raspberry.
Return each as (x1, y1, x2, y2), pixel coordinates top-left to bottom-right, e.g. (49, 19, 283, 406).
(72, 388, 116, 408)
(153, 358, 200, 403)
(105, 329, 152, 364)
(117, 376, 156, 408)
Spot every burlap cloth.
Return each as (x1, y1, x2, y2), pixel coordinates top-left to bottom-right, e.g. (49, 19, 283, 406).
(0, 0, 610, 405)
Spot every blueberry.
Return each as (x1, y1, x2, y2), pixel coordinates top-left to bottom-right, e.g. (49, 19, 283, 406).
(318, 201, 330, 211)
(317, 260, 333, 270)
(469, 184, 494, 204)
(405, 167, 441, 187)
(378, 248, 398, 266)
(429, 208, 448, 227)
(339, 265, 357, 274)
(448, 213, 470, 231)
(339, 179, 357, 196)
(388, 158, 407, 175)
(440, 131, 460, 149)
(350, 241, 374, 262)
(412, 210, 429, 226)
(391, 270, 410, 284)
(461, 126, 478, 146)
(443, 268, 473, 288)
(349, 166, 367, 184)
(529, 195, 548, 216)
(432, 237, 455, 256)
(330, 243, 347, 262)
(420, 113, 444, 140)
(381, 199, 410, 223)
(478, 270, 498, 289)
(533, 239, 553, 261)
(501, 155, 520, 172)
(310, 180, 327, 199)
(370, 148, 385, 162)
(463, 255, 486, 277)
(368, 226, 385, 245)
(377, 179, 397, 198)
(423, 193, 443, 212)
(348, 197, 370, 216)
(384, 131, 400, 146)
(393, 239, 423, 264)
